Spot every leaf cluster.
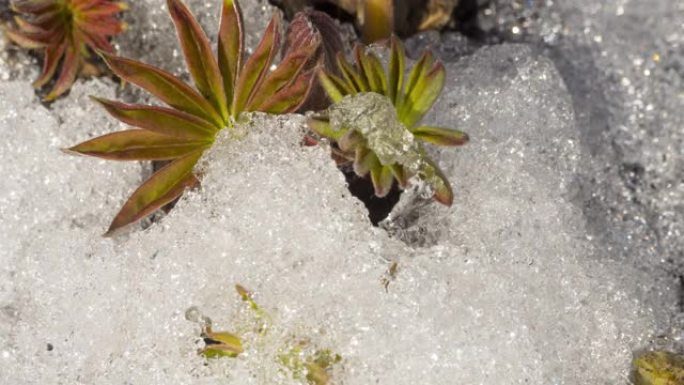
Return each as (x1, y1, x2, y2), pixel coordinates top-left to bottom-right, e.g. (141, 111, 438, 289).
(311, 37, 468, 205)
(7, 0, 128, 100)
(67, 0, 320, 234)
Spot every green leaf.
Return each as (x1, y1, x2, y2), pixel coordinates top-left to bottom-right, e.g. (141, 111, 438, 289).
(337, 129, 363, 152)
(389, 164, 409, 188)
(233, 14, 280, 115)
(92, 97, 218, 140)
(401, 62, 445, 127)
(354, 45, 381, 93)
(101, 52, 224, 126)
(423, 156, 453, 206)
(258, 68, 316, 114)
(353, 146, 376, 176)
(66, 129, 209, 160)
(411, 126, 469, 146)
(167, 0, 228, 120)
(369, 53, 388, 95)
(248, 34, 319, 111)
(318, 70, 352, 103)
(308, 118, 346, 141)
(405, 52, 434, 92)
(388, 35, 405, 105)
(44, 44, 79, 101)
(201, 330, 244, 358)
(370, 164, 394, 198)
(106, 150, 204, 235)
(218, 0, 243, 109)
(336, 52, 367, 92)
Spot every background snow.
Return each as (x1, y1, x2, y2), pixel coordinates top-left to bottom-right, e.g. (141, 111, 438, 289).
(0, 0, 682, 384)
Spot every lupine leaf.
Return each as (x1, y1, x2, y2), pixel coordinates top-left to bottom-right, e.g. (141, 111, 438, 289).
(233, 14, 280, 115)
(45, 44, 80, 101)
(411, 126, 469, 146)
(79, 2, 128, 16)
(353, 146, 376, 176)
(33, 42, 65, 88)
(76, 17, 126, 36)
(101, 53, 224, 126)
(106, 150, 204, 234)
(336, 52, 367, 92)
(92, 97, 218, 139)
(5, 29, 50, 48)
(248, 34, 319, 110)
(354, 45, 375, 92)
(317, 70, 352, 103)
(399, 50, 434, 116)
(66, 129, 208, 160)
(218, 0, 243, 108)
(10, 0, 58, 14)
(338, 129, 363, 152)
(167, 0, 228, 120)
(388, 36, 405, 105)
(367, 52, 387, 94)
(13, 15, 43, 32)
(401, 62, 445, 127)
(389, 164, 409, 188)
(308, 118, 346, 141)
(370, 164, 394, 197)
(258, 68, 316, 114)
(423, 156, 453, 206)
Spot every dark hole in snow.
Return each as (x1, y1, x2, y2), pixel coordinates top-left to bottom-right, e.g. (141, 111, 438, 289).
(342, 167, 402, 226)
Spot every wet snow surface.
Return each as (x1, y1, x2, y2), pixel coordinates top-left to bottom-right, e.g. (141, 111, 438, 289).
(0, 0, 682, 384)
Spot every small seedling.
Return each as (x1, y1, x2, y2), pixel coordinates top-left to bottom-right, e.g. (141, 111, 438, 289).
(66, 0, 319, 234)
(6, 0, 127, 100)
(310, 36, 468, 205)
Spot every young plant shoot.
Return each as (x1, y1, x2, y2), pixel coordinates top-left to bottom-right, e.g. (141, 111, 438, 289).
(6, 0, 128, 100)
(66, 0, 319, 234)
(310, 36, 468, 206)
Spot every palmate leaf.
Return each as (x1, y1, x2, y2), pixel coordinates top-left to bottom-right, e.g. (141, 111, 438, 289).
(68, 0, 320, 234)
(314, 35, 467, 206)
(8, 0, 127, 100)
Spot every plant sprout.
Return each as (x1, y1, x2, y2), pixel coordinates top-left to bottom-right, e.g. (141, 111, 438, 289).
(310, 36, 468, 205)
(6, 0, 128, 100)
(66, 0, 319, 234)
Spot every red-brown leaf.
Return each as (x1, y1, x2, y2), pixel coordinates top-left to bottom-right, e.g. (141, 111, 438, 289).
(167, 0, 228, 120)
(232, 14, 280, 115)
(67, 129, 209, 160)
(45, 43, 80, 101)
(106, 150, 204, 234)
(218, 0, 243, 107)
(101, 52, 224, 126)
(92, 97, 218, 140)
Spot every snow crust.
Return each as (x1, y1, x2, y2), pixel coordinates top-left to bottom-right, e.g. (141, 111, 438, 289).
(0, 0, 682, 384)
(0, 46, 660, 385)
